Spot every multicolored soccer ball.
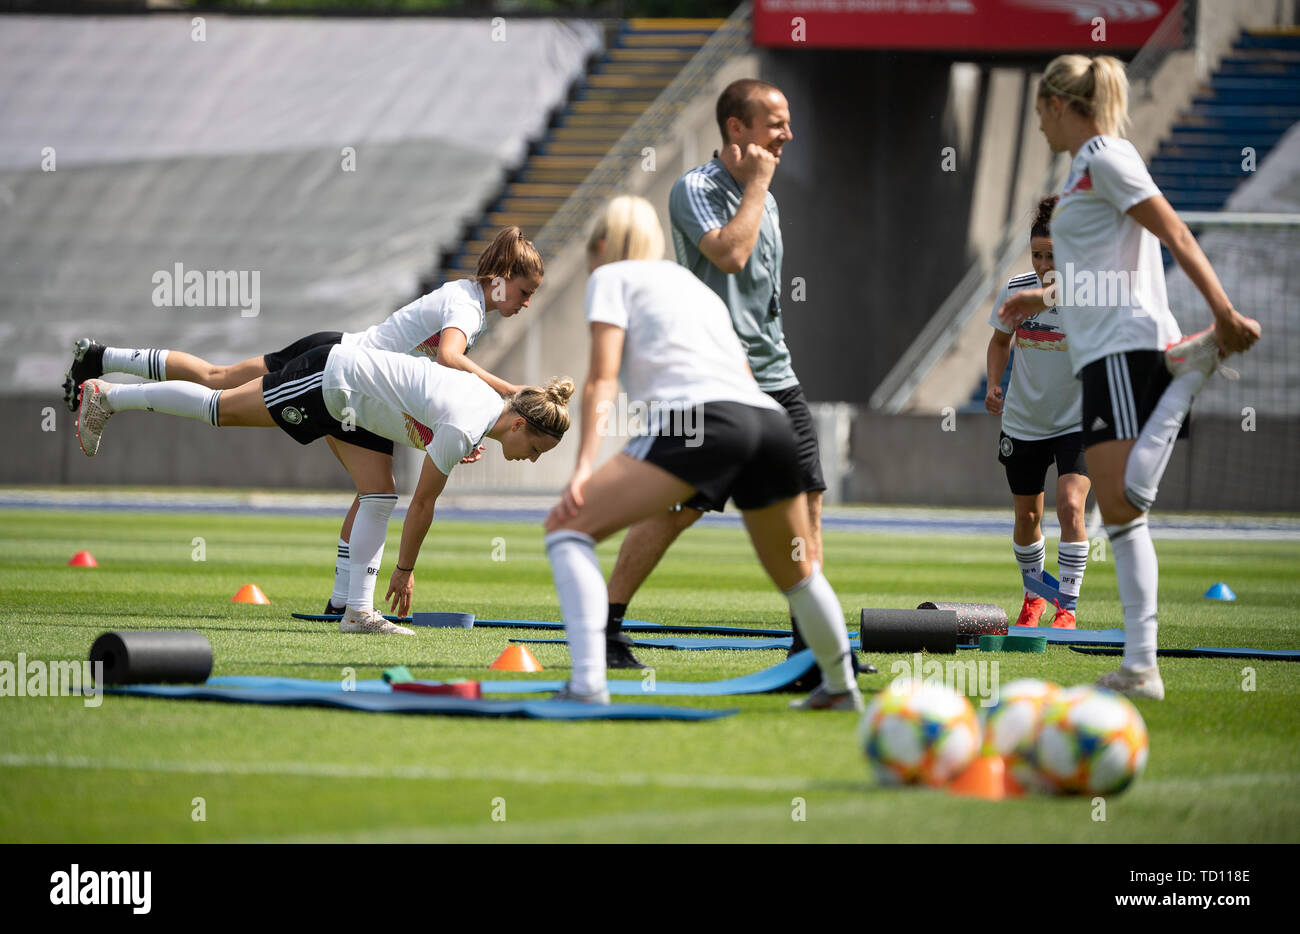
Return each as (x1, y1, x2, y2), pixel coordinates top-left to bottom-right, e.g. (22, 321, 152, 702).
(1032, 686, 1150, 795)
(859, 678, 982, 786)
(979, 678, 1061, 792)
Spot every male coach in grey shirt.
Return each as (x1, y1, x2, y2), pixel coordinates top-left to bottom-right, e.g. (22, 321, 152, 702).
(604, 78, 835, 669)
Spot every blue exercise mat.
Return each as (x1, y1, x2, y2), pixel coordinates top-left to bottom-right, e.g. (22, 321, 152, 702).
(292, 612, 413, 623)
(511, 636, 862, 652)
(212, 651, 821, 697)
(108, 684, 735, 720)
(481, 619, 799, 637)
(1070, 646, 1300, 661)
(480, 650, 819, 696)
(513, 636, 794, 651)
(290, 613, 796, 638)
(510, 630, 1124, 650)
(976, 627, 1126, 646)
(209, 675, 392, 692)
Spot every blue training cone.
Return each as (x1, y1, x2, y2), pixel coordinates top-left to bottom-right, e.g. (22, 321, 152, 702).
(1204, 583, 1236, 601)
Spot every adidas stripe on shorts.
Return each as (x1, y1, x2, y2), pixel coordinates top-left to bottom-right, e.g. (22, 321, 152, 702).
(262, 344, 393, 455)
(1079, 350, 1184, 448)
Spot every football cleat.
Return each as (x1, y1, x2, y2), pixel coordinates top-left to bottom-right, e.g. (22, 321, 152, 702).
(324, 600, 347, 616)
(63, 338, 106, 412)
(339, 607, 414, 635)
(606, 634, 646, 670)
(76, 379, 114, 457)
(552, 682, 611, 705)
(1014, 594, 1047, 627)
(1164, 327, 1238, 381)
(789, 683, 865, 712)
(1097, 665, 1165, 701)
(1049, 608, 1077, 629)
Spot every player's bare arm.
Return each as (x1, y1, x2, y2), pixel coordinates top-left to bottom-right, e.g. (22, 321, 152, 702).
(697, 143, 776, 274)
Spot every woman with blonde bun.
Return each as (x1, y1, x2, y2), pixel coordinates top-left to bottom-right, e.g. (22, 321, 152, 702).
(77, 344, 572, 635)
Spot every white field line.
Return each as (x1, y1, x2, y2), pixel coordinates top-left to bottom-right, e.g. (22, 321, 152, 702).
(3, 752, 1296, 797)
(231, 800, 877, 844)
(0, 752, 830, 794)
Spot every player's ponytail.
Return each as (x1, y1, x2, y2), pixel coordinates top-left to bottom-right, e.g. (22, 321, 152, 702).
(476, 226, 545, 285)
(1030, 195, 1058, 240)
(586, 195, 665, 266)
(509, 376, 574, 440)
(1089, 56, 1130, 139)
(1039, 54, 1131, 138)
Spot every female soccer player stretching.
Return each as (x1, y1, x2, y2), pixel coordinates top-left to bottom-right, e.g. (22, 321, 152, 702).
(77, 344, 572, 635)
(544, 196, 862, 708)
(1000, 55, 1261, 699)
(986, 196, 1090, 630)
(64, 226, 542, 613)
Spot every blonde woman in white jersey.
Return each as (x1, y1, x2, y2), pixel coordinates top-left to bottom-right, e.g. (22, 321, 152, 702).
(76, 346, 572, 635)
(987, 196, 1091, 631)
(1000, 55, 1261, 699)
(64, 227, 543, 614)
(543, 196, 861, 708)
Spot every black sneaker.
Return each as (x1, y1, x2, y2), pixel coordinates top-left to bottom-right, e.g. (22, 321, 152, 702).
(63, 339, 105, 412)
(324, 600, 346, 616)
(788, 651, 876, 692)
(606, 634, 646, 670)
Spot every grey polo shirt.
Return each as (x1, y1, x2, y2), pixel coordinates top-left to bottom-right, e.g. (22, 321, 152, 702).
(668, 156, 798, 392)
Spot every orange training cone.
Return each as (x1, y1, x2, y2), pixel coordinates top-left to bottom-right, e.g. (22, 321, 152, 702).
(231, 584, 270, 604)
(946, 755, 1007, 801)
(68, 551, 98, 567)
(489, 644, 544, 672)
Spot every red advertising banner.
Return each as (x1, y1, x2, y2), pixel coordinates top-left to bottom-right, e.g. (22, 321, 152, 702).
(753, 0, 1180, 51)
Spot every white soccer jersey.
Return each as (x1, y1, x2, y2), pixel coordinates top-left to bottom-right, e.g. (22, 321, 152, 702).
(585, 260, 782, 420)
(989, 272, 1082, 440)
(322, 344, 503, 475)
(342, 279, 487, 360)
(1051, 135, 1182, 374)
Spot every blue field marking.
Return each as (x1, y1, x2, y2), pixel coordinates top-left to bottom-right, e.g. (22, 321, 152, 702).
(110, 683, 736, 720)
(8, 493, 1299, 540)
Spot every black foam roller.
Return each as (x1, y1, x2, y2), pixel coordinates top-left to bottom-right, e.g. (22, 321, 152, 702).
(916, 601, 1009, 637)
(89, 631, 213, 685)
(858, 609, 958, 654)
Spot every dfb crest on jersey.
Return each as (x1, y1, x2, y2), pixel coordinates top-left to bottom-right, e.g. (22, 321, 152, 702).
(1000, 435, 1014, 458)
(281, 406, 304, 426)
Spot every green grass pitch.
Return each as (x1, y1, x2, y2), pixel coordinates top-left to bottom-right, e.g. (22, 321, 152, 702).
(1, 507, 1297, 843)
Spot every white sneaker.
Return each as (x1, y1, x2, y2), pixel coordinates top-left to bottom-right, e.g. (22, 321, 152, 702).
(339, 607, 415, 635)
(1097, 665, 1165, 701)
(552, 682, 611, 705)
(77, 379, 114, 457)
(1165, 327, 1238, 381)
(788, 683, 865, 712)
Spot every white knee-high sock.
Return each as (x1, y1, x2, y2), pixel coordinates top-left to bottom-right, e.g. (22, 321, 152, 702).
(1014, 538, 1046, 596)
(347, 494, 396, 613)
(103, 381, 220, 426)
(1106, 516, 1159, 671)
(102, 347, 169, 381)
(784, 570, 854, 693)
(545, 529, 606, 695)
(1125, 370, 1206, 512)
(330, 538, 350, 607)
(1057, 540, 1089, 601)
